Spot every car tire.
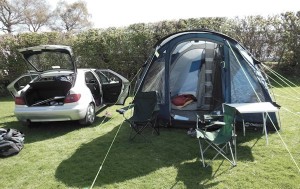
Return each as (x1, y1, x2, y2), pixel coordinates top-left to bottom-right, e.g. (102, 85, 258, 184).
(79, 103, 95, 126)
(21, 120, 31, 127)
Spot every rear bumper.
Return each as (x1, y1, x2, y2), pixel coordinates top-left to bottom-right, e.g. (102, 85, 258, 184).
(14, 104, 87, 122)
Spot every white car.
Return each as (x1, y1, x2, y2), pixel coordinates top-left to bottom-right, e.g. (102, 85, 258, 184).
(7, 45, 130, 126)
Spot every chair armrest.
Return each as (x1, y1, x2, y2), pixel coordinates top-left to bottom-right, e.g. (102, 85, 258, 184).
(203, 121, 225, 131)
(196, 128, 205, 139)
(209, 121, 225, 126)
(116, 109, 126, 114)
(117, 104, 134, 113)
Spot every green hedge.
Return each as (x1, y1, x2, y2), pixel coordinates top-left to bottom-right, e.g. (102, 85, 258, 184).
(1, 13, 299, 96)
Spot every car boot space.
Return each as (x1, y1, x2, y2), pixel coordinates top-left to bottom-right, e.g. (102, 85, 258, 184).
(24, 80, 72, 106)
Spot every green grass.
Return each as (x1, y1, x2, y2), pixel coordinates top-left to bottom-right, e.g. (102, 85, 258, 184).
(1, 86, 300, 189)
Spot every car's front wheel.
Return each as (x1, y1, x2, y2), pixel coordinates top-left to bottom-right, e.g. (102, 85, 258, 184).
(79, 103, 95, 125)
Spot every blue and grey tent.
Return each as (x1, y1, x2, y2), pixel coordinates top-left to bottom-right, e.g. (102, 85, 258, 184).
(135, 29, 279, 129)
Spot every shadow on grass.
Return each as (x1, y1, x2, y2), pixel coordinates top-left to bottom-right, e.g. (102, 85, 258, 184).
(0, 96, 13, 101)
(55, 124, 255, 188)
(1, 115, 15, 119)
(0, 115, 110, 144)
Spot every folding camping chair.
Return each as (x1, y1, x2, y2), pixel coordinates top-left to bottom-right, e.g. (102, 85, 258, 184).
(196, 104, 237, 167)
(117, 91, 160, 141)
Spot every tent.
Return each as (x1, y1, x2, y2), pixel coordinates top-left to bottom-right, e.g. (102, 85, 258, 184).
(135, 29, 279, 129)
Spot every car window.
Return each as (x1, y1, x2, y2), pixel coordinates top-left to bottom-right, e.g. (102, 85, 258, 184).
(99, 74, 109, 84)
(85, 72, 98, 83)
(96, 71, 109, 84)
(26, 51, 73, 71)
(98, 71, 120, 84)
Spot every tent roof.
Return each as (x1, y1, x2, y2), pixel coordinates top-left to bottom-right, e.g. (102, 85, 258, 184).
(154, 29, 237, 47)
(154, 29, 261, 64)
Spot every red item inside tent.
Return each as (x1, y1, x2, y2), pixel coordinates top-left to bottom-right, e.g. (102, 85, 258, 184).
(171, 94, 197, 107)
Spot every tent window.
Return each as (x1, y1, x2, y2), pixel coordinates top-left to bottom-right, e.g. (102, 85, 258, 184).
(141, 57, 165, 103)
(229, 48, 266, 102)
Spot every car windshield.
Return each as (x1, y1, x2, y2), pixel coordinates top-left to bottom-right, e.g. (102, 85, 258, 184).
(26, 51, 73, 71)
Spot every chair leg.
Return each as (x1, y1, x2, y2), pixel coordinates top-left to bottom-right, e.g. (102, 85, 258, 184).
(199, 140, 227, 167)
(130, 124, 148, 140)
(127, 118, 159, 142)
(228, 142, 236, 166)
(204, 142, 236, 167)
(151, 117, 160, 135)
(129, 122, 158, 142)
(198, 139, 206, 167)
(129, 126, 139, 140)
(210, 143, 228, 162)
(233, 134, 237, 163)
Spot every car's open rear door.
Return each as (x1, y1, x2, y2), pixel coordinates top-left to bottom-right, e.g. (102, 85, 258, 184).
(95, 69, 130, 105)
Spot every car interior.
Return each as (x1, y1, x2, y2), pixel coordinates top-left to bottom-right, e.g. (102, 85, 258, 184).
(85, 71, 102, 106)
(95, 70, 123, 104)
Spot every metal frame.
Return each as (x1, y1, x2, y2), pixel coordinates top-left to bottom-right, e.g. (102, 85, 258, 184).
(195, 104, 237, 167)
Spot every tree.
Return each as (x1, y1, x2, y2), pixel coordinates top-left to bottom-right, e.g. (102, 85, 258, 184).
(279, 11, 300, 68)
(51, 0, 92, 32)
(229, 16, 274, 61)
(22, 0, 52, 32)
(0, 0, 25, 33)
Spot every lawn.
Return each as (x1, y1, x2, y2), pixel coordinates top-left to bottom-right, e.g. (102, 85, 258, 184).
(0, 85, 300, 189)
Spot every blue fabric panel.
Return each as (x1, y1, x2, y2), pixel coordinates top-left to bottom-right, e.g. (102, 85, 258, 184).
(189, 60, 202, 72)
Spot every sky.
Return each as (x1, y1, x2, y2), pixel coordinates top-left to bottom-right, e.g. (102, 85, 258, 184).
(52, 0, 300, 29)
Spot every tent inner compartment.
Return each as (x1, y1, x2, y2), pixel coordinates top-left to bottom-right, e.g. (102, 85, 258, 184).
(170, 40, 223, 122)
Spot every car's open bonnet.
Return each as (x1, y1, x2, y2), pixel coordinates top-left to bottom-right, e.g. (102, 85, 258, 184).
(18, 45, 76, 73)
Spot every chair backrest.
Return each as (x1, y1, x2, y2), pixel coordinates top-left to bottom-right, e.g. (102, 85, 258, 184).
(212, 104, 236, 145)
(132, 91, 158, 121)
